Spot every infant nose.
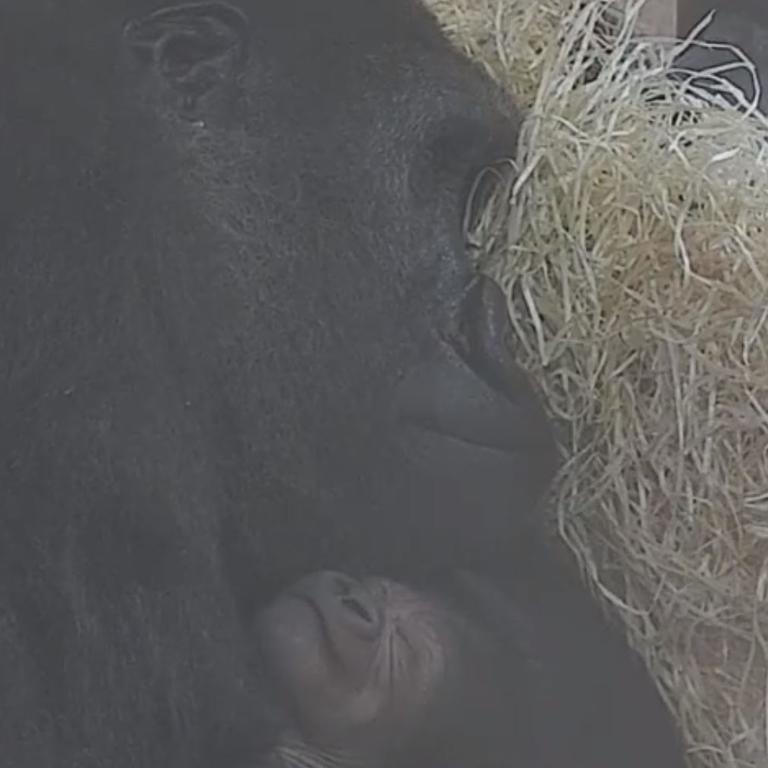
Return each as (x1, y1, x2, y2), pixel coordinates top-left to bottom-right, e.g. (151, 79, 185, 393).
(312, 571, 382, 638)
(333, 575, 378, 625)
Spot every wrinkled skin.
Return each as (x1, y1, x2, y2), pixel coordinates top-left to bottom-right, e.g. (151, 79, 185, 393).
(0, 2, 558, 766)
(258, 571, 465, 764)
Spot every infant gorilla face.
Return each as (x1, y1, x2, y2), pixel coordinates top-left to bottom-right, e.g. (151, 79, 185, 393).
(258, 571, 499, 767)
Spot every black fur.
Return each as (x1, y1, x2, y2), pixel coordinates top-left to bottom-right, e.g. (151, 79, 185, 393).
(415, 550, 687, 768)
(0, 2, 559, 766)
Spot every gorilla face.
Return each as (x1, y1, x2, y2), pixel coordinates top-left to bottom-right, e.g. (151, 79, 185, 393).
(119, 0, 557, 578)
(257, 571, 521, 768)
(256, 567, 688, 768)
(258, 572, 453, 755)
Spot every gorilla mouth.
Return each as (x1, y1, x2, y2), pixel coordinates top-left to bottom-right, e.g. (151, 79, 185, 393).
(401, 378, 532, 453)
(397, 364, 534, 457)
(395, 277, 554, 461)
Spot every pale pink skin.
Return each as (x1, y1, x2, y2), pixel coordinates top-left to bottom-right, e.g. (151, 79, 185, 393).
(257, 571, 457, 765)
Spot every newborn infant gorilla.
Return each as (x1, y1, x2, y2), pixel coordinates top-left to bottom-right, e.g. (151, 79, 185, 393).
(256, 567, 688, 768)
(257, 571, 518, 768)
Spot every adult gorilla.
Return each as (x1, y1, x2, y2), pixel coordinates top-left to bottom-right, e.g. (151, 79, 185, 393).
(0, 1, 558, 766)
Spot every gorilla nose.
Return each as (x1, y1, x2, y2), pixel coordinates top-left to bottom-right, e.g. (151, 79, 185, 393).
(456, 275, 533, 402)
(333, 576, 380, 628)
(299, 571, 382, 639)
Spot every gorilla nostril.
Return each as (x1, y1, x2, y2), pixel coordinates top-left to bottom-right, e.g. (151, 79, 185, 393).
(463, 277, 509, 357)
(328, 572, 358, 597)
(326, 574, 381, 633)
(340, 595, 376, 625)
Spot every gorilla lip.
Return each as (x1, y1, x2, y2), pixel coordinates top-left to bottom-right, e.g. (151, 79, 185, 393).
(403, 413, 523, 456)
(396, 361, 538, 458)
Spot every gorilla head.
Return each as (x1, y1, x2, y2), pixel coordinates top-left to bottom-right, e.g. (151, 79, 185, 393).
(0, 1, 558, 765)
(116, 0, 558, 583)
(257, 571, 520, 768)
(256, 568, 686, 768)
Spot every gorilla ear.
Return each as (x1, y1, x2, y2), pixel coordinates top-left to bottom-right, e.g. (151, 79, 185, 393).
(123, 3, 249, 120)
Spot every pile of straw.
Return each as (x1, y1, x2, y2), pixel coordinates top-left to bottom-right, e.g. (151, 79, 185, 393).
(426, 1, 768, 766)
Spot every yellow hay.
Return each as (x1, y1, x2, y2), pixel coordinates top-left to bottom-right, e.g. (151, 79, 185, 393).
(427, 1, 768, 766)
